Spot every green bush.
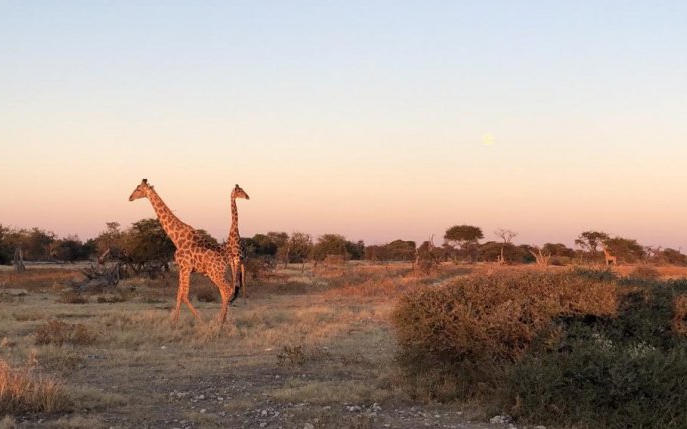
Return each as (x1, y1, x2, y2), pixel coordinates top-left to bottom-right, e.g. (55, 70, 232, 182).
(507, 277, 687, 428)
(507, 325, 687, 427)
(392, 271, 687, 428)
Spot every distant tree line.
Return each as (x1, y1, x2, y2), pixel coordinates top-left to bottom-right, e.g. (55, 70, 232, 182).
(2, 221, 686, 270)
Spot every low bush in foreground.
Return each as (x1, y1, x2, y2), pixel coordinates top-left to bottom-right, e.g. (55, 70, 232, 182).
(392, 270, 687, 428)
(35, 320, 96, 346)
(0, 359, 71, 415)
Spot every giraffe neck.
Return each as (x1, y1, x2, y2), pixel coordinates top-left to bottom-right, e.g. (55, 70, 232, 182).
(146, 187, 190, 246)
(228, 197, 241, 255)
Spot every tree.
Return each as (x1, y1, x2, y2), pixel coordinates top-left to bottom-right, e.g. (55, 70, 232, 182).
(364, 240, 414, 262)
(543, 243, 575, 258)
(52, 235, 94, 262)
(0, 224, 13, 264)
(414, 236, 439, 275)
(24, 228, 56, 260)
(346, 240, 365, 260)
(273, 232, 314, 269)
(603, 237, 646, 264)
(245, 234, 278, 257)
(494, 228, 518, 264)
(479, 241, 526, 263)
(121, 218, 175, 273)
(93, 222, 125, 258)
(541, 242, 576, 265)
(445, 225, 484, 248)
(575, 231, 609, 254)
(494, 228, 517, 244)
(660, 248, 687, 266)
(385, 240, 416, 261)
(285, 232, 313, 263)
(364, 245, 384, 261)
(267, 232, 289, 250)
(444, 224, 484, 262)
(312, 234, 350, 262)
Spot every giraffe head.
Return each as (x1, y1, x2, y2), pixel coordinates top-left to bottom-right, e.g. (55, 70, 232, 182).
(232, 184, 250, 201)
(129, 179, 152, 201)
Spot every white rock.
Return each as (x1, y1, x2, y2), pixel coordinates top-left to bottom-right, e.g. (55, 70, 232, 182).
(490, 415, 513, 424)
(303, 424, 315, 429)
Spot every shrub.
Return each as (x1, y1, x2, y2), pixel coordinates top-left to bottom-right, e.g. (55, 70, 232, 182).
(392, 270, 687, 427)
(570, 267, 618, 282)
(0, 358, 71, 414)
(391, 271, 617, 399)
(507, 340, 687, 428)
(630, 265, 661, 280)
(35, 320, 95, 346)
(505, 278, 687, 428)
(57, 291, 88, 304)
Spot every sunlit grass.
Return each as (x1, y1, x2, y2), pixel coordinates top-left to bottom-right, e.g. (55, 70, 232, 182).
(0, 358, 71, 414)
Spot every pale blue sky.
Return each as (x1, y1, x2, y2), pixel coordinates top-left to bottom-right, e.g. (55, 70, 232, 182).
(1, 1, 686, 249)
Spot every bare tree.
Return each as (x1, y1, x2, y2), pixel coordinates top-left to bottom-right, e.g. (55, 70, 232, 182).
(494, 228, 518, 265)
(528, 246, 551, 267)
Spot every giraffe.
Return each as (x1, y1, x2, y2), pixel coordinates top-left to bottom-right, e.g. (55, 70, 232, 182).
(602, 243, 618, 266)
(226, 184, 250, 301)
(128, 179, 235, 323)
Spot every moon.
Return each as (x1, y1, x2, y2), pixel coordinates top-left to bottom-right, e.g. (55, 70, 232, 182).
(482, 133, 494, 146)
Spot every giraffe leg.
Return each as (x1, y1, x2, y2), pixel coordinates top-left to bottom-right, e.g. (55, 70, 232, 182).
(173, 266, 191, 322)
(174, 265, 202, 322)
(182, 288, 202, 322)
(209, 273, 231, 324)
(241, 262, 247, 303)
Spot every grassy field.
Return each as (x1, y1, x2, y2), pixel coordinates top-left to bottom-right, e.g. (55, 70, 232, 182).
(0, 262, 496, 429)
(1, 262, 686, 429)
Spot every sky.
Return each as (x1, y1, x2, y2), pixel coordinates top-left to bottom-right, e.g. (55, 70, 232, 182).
(1, 1, 686, 249)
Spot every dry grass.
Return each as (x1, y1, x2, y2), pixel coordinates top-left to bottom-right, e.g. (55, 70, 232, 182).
(0, 358, 71, 414)
(35, 320, 96, 346)
(0, 268, 83, 292)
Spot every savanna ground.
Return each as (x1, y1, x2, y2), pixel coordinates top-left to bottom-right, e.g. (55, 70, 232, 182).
(1, 262, 686, 429)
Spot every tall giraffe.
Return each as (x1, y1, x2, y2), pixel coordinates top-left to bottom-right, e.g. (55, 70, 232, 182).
(128, 179, 235, 323)
(226, 184, 250, 301)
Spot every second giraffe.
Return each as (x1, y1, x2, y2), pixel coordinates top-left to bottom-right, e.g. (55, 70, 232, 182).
(226, 184, 250, 302)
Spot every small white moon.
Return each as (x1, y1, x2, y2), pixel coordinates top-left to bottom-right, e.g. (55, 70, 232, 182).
(482, 133, 494, 146)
